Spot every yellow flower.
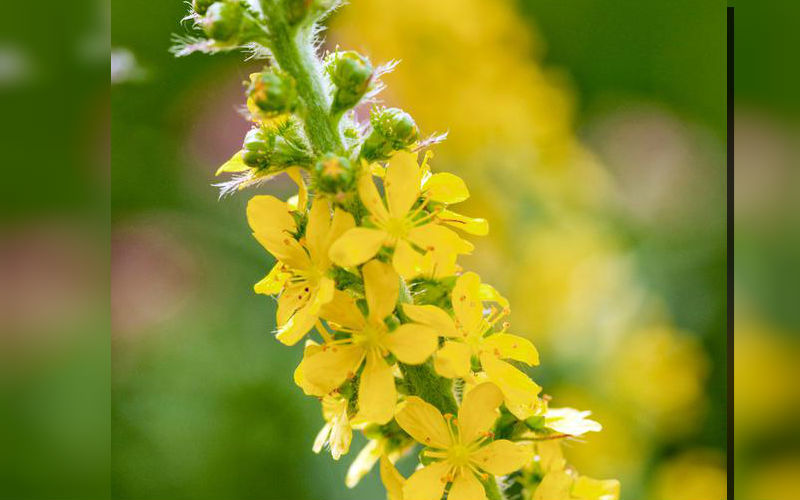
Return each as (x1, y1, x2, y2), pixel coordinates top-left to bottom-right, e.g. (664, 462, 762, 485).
(298, 260, 439, 424)
(395, 382, 532, 500)
(328, 151, 473, 272)
(404, 272, 541, 419)
(530, 441, 620, 500)
(312, 393, 353, 460)
(247, 195, 355, 345)
(533, 471, 620, 500)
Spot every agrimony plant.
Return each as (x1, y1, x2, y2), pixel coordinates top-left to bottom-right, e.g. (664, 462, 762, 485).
(174, 1, 620, 498)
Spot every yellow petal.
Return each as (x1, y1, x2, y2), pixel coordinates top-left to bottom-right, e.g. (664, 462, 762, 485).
(480, 354, 542, 420)
(254, 263, 290, 295)
(395, 397, 452, 449)
(407, 223, 473, 255)
(253, 230, 310, 270)
(305, 198, 332, 262)
(433, 341, 472, 378)
(215, 151, 250, 175)
(329, 227, 387, 268)
(275, 299, 319, 345)
(346, 440, 381, 488)
(402, 304, 459, 337)
(438, 209, 489, 236)
(469, 440, 531, 476)
(319, 290, 367, 330)
(384, 150, 422, 217)
(294, 342, 326, 396)
(458, 382, 504, 444)
(478, 283, 509, 309)
(448, 472, 486, 500)
(532, 470, 573, 500)
(277, 284, 306, 325)
(363, 260, 399, 321)
(452, 272, 483, 334)
(384, 324, 439, 364)
(571, 476, 620, 500)
(536, 440, 566, 474)
(481, 333, 539, 366)
(355, 352, 396, 425)
(358, 171, 390, 222)
(314, 277, 336, 311)
(423, 172, 469, 204)
(285, 167, 308, 211)
(402, 461, 450, 500)
(328, 209, 356, 248)
(380, 455, 406, 500)
(302, 344, 365, 393)
(247, 195, 296, 236)
(392, 239, 424, 278)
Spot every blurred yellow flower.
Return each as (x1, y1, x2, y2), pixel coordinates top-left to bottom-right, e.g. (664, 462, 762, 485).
(650, 450, 726, 500)
(734, 317, 800, 433)
(610, 325, 709, 431)
(394, 382, 532, 500)
(744, 457, 800, 500)
(528, 440, 620, 500)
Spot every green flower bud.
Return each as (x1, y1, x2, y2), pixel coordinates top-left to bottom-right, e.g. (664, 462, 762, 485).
(241, 128, 271, 168)
(201, 2, 243, 42)
(192, 0, 216, 15)
(248, 70, 298, 116)
(327, 51, 373, 114)
(313, 154, 356, 195)
(282, 0, 339, 25)
(359, 107, 420, 162)
(241, 125, 313, 170)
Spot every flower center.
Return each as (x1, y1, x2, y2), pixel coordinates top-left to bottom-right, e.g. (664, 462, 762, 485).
(448, 444, 472, 467)
(381, 217, 409, 240)
(354, 321, 386, 350)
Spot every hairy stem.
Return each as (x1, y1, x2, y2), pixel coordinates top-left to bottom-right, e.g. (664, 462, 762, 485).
(261, 1, 343, 155)
(399, 362, 458, 415)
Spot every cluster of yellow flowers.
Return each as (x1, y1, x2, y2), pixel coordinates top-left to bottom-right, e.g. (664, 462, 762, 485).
(248, 151, 617, 500)
(178, 0, 620, 498)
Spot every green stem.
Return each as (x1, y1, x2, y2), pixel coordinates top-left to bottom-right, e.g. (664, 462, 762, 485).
(482, 475, 505, 500)
(399, 362, 458, 415)
(260, 1, 343, 155)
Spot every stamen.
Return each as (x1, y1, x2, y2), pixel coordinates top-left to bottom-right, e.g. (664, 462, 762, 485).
(315, 320, 333, 343)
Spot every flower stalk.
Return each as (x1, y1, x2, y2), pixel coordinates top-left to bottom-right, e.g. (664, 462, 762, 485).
(259, 0, 343, 154)
(174, 1, 621, 499)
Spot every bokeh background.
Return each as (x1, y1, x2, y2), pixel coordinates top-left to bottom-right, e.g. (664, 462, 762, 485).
(108, 1, 728, 499)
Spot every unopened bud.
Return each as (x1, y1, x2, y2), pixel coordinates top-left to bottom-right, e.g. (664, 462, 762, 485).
(359, 107, 419, 161)
(283, 0, 338, 25)
(201, 1, 244, 42)
(248, 70, 298, 116)
(313, 154, 355, 194)
(241, 126, 312, 169)
(327, 51, 373, 114)
(241, 128, 271, 168)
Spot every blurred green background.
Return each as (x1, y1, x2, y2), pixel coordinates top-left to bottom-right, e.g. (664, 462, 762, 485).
(110, 1, 727, 499)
